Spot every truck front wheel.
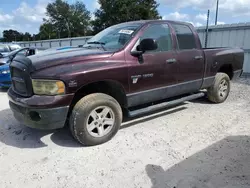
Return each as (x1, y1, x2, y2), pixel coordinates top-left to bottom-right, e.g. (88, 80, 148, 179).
(69, 93, 122, 146)
(207, 73, 230, 103)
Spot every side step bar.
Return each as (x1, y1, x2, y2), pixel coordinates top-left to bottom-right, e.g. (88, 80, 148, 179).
(128, 92, 205, 118)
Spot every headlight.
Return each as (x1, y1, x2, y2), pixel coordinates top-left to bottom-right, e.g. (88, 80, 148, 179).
(32, 79, 65, 95)
(1, 70, 10, 74)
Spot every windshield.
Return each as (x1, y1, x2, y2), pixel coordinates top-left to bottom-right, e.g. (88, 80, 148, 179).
(84, 23, 143, 51)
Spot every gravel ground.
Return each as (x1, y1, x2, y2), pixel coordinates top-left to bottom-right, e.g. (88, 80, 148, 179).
(0, 78, 250, 188)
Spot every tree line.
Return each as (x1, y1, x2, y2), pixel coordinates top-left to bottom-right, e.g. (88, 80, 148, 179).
(1, 0, 161, 42)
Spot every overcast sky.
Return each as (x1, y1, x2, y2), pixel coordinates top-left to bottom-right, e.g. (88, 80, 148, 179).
(1, 0, 250, 37)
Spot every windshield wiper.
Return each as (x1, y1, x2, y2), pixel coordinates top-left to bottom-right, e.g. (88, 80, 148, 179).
(87, 41, 106, 51)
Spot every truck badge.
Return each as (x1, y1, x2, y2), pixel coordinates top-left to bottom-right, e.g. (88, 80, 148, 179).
(132, 78, 138, 84)
(131, 75, 142, 84)
(69, 80, 78, 87)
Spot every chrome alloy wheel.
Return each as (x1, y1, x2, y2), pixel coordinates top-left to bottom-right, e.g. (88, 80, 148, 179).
(86, 106, 115, 138)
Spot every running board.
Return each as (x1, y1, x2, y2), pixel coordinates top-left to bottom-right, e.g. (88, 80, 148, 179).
(128, 92, 205, 118)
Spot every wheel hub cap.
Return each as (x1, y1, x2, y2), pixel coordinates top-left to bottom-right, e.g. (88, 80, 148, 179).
(219, 79, 228, 98)
(86, 106, 115, 138)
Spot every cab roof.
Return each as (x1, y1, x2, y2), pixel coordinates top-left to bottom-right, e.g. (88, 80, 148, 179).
(115, 20, 193, 27)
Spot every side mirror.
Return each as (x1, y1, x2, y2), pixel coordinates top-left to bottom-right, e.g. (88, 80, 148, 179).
(139, 38, 158, 52)
(131, 50, 144, 56)
(30, 49, 36, 55)
(26, 49, 33, 56)
(0, 53, 3, 58)
(131, 38, 158, 57)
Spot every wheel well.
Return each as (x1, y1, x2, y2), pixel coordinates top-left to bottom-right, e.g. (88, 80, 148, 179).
(70, 81, 127, 111)
(218, 64, 233, 79)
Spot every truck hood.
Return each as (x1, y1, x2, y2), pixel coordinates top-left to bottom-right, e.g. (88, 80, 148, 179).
(28, 47, 114, 71)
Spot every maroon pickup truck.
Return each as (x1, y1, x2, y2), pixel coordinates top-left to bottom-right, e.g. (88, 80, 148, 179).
(8, 20, 244, 146)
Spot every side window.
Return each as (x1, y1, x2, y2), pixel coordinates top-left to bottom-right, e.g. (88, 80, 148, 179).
(140, 24, 172, 52)
(172, 24, 197, 50)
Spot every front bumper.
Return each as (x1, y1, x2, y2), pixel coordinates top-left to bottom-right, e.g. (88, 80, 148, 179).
(9, 101, 69, 129)
(0, 73, 11, 88)
(8, 88, 74, 130)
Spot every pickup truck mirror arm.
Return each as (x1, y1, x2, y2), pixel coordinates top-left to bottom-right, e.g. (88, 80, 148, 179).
(130, 50, 144, 57)
(130, 50, 145, 64)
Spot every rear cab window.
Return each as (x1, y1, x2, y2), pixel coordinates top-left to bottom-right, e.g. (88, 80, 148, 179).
(171, 24, 197, 50)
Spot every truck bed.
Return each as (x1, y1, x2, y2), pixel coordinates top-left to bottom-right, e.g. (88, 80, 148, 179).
(202, 47, 244, 79)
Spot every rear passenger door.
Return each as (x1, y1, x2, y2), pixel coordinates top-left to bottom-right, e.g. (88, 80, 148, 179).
(171, 23, 205, 93)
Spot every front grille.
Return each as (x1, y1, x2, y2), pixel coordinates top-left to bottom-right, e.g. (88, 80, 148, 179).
(12, 76, 26, 94)
(10, 56, 33, 97)
(12, 68, 23, 77)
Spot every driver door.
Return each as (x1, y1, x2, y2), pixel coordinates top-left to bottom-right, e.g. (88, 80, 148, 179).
(126, 23, 178, 107)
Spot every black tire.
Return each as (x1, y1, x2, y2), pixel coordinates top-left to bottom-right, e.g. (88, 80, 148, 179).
(69, 93, 122, 146)
(207, 73, 230, 103)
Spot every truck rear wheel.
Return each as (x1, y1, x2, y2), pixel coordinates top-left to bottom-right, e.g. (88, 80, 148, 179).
(207, 73, 230, 103)
(69, 93, 122, 146)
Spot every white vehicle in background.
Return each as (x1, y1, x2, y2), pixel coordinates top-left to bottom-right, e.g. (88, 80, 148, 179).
(0, 47, 47, 66)
(0, 43, 22, 56)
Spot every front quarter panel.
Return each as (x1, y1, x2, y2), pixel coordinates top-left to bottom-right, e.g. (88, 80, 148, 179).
(68, 51, 128, 93)
(31, 51, 129, 94)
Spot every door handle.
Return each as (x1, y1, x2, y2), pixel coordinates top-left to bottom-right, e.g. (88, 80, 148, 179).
(194, 56, 203, 60)
(166, 58, 177, 64)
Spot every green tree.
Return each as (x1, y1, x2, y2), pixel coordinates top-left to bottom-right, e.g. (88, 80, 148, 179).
(92, 0, 161, 34)
(23, 32, 32, 41)
(3, 30, 22, 42)
(45, 0, 91, 38)
(39, 21, 57, 40)
(70, 1, 92, 36)
(2, 30, 33, 42)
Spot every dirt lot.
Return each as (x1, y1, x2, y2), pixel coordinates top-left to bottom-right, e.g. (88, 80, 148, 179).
(0, 78, 250, 188)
